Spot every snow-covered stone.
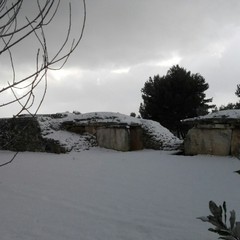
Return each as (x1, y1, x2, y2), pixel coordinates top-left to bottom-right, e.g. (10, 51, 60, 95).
(38, 112, 182, 152)
(184, 109, 240, 156)
(0, 112, 182, 152)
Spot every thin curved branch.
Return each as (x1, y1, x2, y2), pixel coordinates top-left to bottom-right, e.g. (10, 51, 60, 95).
(0, 0, 86, 166)
(0, 1, 56, 54)
(0, 152, 18, 167)
(0, 0, 86, 114)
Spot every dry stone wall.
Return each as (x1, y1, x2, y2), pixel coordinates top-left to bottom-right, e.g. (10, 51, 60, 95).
(0, 117, 45, 152)
(0, 117, 66, 153)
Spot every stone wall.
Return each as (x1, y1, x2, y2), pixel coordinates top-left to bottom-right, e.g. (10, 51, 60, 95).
(61, 121, 144, 151)
(0, 115, 176, 153)
(230, 129, 240, 157)
(96, 126, 143, 151)
(96, 127, 130, 151)
(129, 126, 144, 150)
(0, 117, 45, 152)
(0, 117, 67, 153)
(0, 117, 145, 153)
(184, 124, 240, 156)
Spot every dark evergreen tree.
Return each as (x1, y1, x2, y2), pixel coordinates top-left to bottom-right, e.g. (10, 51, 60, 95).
(235, 84, 240, 98)
(219, 103, 237, 110)
(139, 65, 214, 137)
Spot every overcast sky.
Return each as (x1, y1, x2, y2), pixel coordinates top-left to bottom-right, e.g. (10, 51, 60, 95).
(1, 0, 240, 117)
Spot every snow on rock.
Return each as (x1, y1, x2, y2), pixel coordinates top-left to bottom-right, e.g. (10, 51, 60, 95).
(200, 109, 240, 119)
(183, 109, 240, 123)
(37, 112, 182, 152)
(42, 130, 97, 152)
(38, 114, 97, 152)
(140, 119, 182, 150)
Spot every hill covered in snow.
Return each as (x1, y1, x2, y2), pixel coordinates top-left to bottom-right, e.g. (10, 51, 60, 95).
(183, 109, 240, 123)
(37, 111, 182, 152)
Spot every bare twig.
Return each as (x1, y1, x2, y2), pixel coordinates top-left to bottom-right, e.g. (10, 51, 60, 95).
(0, 0, 86, 116)
(0, 152, 18, 167)
(0, 0, 87, 166)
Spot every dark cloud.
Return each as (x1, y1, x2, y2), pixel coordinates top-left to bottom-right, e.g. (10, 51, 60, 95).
(75, 0, 240, 69)
(1, 0, 240, 117)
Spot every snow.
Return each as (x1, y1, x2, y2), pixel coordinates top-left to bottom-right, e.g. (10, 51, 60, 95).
(43, 130, 97, 152)
(140, 119, 180, 149)
(37, 112, 144, 127)
(202, 109, 240, 119)
(183, 109, 240, 122)
(37, 112, 181, 151)
(0, 148, 240, 240)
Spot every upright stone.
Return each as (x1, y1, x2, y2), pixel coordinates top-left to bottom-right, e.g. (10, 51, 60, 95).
(96, 127, 130, 151)
(184, 127, 232, 156)
(130, 127, 143, 150)
(230, 129, 240, 157)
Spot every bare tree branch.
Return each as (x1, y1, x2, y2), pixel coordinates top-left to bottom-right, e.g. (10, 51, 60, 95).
(0, 0, 87, 166)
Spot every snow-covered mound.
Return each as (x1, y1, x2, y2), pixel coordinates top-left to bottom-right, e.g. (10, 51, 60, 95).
(37, 112, 182, 152)
(140, 119, 182, 150)
(183, 109, 240, 123)
(200, 109, 240, 119)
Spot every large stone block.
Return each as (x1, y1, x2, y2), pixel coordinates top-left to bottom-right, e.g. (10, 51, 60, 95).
(230, 129, 240, 157)
(184, 128, 232, 156)
(96, 127, 130, 151)
(130, 127, 143, 150)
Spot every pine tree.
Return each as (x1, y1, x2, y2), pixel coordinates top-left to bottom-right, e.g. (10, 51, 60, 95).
(139, 65, 214, 137)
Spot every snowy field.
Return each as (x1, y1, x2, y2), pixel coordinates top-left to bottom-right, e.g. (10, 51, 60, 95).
(0, 148, 240, 240)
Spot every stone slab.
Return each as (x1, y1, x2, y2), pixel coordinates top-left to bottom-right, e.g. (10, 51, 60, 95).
(184, 128, 232, 156)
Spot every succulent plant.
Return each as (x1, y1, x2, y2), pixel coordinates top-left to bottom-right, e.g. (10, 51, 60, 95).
(198, 201, 240, 240)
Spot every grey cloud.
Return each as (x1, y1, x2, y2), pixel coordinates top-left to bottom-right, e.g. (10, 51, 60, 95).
(74, 0, 240, 70)
(2, 0, 240, 116)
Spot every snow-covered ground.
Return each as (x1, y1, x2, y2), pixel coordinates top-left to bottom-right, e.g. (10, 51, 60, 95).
(0, 148, 240, 240)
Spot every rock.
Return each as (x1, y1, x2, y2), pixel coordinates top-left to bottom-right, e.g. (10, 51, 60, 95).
(0, 112, 181, 153)
(184, 127, 232, 156)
